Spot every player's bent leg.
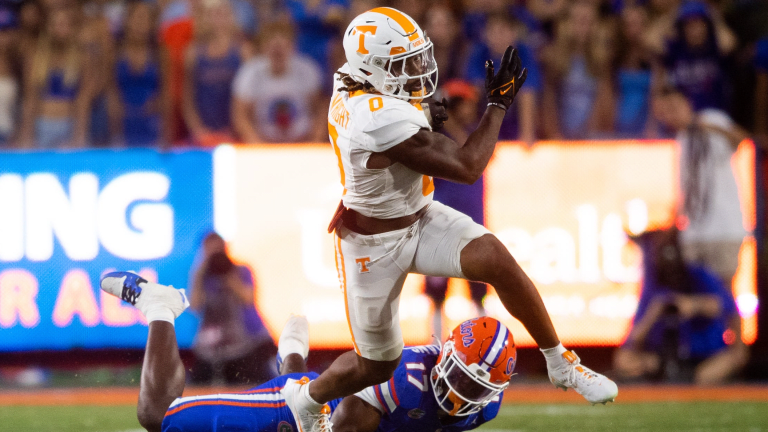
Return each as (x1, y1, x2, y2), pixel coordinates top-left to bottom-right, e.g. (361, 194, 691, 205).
(281, 352, 394, 432)
(100, 271, 190, 431)
(278, 315, 310, 375)
(311, 224, 410, 400)
(460, 235, 618, 403)
(281, 225, 411, 431)
(137, 321, 186, 432)
(310, 351, 400, 402)
(460, 235, 618, 404)
(460, 234, 560, 349)
(281, 354, 309, 375)
(282, 349, 400, 430)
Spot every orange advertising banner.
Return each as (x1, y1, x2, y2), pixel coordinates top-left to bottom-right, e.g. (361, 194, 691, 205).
(217, 141, 756, 348)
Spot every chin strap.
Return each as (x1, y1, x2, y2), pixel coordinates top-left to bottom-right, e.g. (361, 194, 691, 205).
(447, 391, 464, 416)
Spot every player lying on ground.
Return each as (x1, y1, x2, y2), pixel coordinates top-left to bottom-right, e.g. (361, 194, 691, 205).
(100, 271, 330, 432)
(101, 271, 523, 432)
(287, 7, 619, 431)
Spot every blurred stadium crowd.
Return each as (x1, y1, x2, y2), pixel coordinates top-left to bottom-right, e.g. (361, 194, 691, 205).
(0, 0, 766, 149)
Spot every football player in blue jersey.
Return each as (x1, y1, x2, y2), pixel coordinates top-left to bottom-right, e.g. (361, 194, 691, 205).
(330, 316, 515, 432)
(100, 271, 335, 432)
(101, 271, 605, 432)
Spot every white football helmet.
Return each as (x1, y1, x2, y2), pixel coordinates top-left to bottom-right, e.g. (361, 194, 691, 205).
(342, 7, 438, 100)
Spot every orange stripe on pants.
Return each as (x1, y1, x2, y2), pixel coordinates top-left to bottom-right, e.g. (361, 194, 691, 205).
(335, 234, 361, 355)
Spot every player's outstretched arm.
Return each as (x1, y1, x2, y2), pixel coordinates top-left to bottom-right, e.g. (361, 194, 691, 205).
(331, 396, 382, 432)
(383, 46, 527, 184)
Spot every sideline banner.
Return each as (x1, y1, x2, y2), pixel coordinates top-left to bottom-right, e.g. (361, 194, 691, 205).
(222, 142, 757, 348)
(0, 142, 756, 351)
(0, 150, 212, 350)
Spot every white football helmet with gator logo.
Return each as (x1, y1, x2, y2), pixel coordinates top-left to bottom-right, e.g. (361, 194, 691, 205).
(342, 7, 438, 100)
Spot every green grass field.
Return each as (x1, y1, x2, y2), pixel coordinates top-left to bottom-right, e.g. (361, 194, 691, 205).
(2, 402, 768, 432)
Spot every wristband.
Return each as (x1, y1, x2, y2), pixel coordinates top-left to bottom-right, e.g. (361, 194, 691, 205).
(487, 102, 507, 111)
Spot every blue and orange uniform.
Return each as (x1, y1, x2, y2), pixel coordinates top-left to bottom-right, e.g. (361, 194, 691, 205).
(356, 345, 502, 432)
(163, 345, 501, 432)
(161, 372, 341, 432)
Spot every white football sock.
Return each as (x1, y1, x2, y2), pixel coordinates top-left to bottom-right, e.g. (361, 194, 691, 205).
(141, 306, 176, 326)
(134, 282, 188, 326)
(541, 343, 569, 368)
(301, 381, 324, 413)
(279, 340, 307, 361)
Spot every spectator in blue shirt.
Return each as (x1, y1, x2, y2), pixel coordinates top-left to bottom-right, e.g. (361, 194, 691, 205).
(612, 5, 655, 137)
(423, 2, 466, 82)
(17, 7, 97, 148)
(614, 228, 748, 384)
(464, 14, 540, 144)
(540, 0, 613, 139)
(283, 0, 348, 77)
(663, 1, 730, 111)
(182, 0, 247, 146)
(108, 1, 171, 148)
(462, 0, 546, 48)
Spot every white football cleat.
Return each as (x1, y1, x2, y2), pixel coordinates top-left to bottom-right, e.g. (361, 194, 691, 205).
(100, 271, 189, 320)
(281, 377, 332, 432)
(548, 350, 618, 405)
(277, 315, 310, 373)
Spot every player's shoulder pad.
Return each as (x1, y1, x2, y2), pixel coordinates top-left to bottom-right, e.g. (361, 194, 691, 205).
(380, 345, 441, 413)
(401, 345, 441, 363)
(350, 94, 431, 152)
(360, 94, 429, 133)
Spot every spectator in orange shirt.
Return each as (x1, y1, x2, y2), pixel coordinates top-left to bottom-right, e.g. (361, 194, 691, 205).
(159, 0, 198, 143)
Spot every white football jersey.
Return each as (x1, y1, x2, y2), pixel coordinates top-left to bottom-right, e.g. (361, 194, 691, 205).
(327, 64, 434, 219)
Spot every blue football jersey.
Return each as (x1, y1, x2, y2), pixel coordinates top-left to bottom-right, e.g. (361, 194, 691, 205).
(161, 372, 342, 432)
(355, 345, 503, 432)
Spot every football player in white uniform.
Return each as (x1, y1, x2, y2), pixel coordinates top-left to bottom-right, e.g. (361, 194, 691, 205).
(281, 8, 619, 431)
